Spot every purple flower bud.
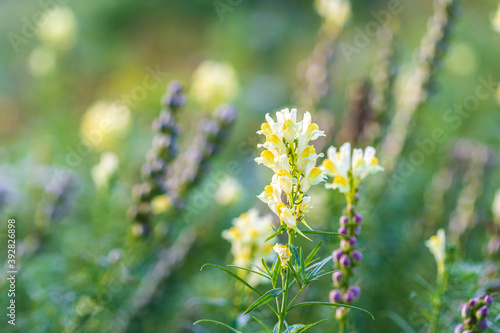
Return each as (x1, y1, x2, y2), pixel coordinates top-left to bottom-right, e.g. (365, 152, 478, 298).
(352, 250, 363, 262)
(339, 255, 351, 268)
(329, 289, 342, 303)
(477, 320, 489, 329)
(461, 303, 470, 318)
(354, 225, 361, 235)
(339, 215, 349, 226)
(340, 239, 349, 250)
(353, 213, 363, 223)
(464, 318, 474, 326)
(332, 250, 343, 263)
(335, 307, 348, 320)
(462, 331, 472, 333)
(348, 205, 355, 212)
(343, 290, 355, 303)
(338, 226, 348, 235)
(354, 193, 359, 201)
(349, 286, 361, 298)
(482, 294, 493, 307)
(332, 271, 343, 286)
(476, 305, 489, 319)
(454, 324, 464, 333)
(469, 298, 478, 307)
(348, 236, 357, 246)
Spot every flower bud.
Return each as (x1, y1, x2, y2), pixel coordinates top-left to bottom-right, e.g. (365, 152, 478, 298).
(338, 226, 348, 235)
(339, 255, 351, 268)
(329, 289, 342, 303)
(332, 271, 343, 286)
(349, 286, 361, 298)
(469, 298, 478, 307)
(464, 318, 473, 326)
(335, 307, 348, 320)
(348, 236, 357, 246)
(340, 239, 349, 250)
(332, 249, 343, 263)
(343, 290, 355, 303)
(476, 305, 489, 319)
(462, 331, 472, 333)
(354, 225, 361, 235)
(461, 303, 470, 318)
(353, 213, 363, 223)
(348, 205, 355, 212)
(477, 320, 489, 329)
(339, 215, 349, 226)
(454, 324, 464, 333)
(354, 193, 359, 201)
(482, 294, 493, 307)
(352, 250, 363, 262)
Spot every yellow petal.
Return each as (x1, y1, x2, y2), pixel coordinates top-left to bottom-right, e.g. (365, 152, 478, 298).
(371, 157, 379, 166)
(333, 175, 347, 186)
(308, 167, 322, 180)
(322, 159, 335, 173)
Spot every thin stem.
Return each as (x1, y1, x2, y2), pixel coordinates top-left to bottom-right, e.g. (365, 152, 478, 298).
(340, 320, 346, 333)
(429, 272, 448, 333)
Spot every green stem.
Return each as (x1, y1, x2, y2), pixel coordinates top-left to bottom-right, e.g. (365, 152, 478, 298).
(429, 272, 448, 333)
(340, 320, 346, 333)
(278, 271, 290, 332)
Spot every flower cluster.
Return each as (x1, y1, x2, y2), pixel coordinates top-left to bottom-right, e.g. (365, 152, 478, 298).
(455, 295, 493, 333)
(322, 143, 383, 324)
(222, 209, 275, 284)
(256, 108, 326, 235)
(321, 142, 383, 194)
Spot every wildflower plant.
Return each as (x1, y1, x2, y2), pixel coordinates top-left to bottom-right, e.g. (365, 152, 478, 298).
(196, 109, 373, 333)
(321, 142, 383, 332)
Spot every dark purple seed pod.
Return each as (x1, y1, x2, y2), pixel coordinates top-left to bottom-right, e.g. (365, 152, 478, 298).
(353, 213, 363, 223)
(349, 286, 361, 298)
(354, 225, 361, 235)
(343, 290, 355, 303)
(332, 271, 343, 286)
(476, 305, 489, 319)
(339, 215, 349, 226)
(454, 323, 464, 333)
(332, 249, 343, 263)
(338, 226, 348, 235)
(339, 255, 351, 268)
(482, 294, 493, 307)
(476, 320, 489, 329)
(329, 289, 342, 303)
(352, 250, 363, 262)
(461, 303, 470, 318)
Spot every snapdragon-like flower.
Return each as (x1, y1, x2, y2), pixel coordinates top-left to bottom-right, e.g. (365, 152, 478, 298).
(222, 209, 275, 284)
(273, 244, 292, 268)
(321, 142, 383, 193)
(91, 152, 119, 190)
(256, 108, 326, 235)
(425, 229, 446, 277)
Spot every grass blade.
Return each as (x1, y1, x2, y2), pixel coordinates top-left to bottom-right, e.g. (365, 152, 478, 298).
(193, 319, 242, 333)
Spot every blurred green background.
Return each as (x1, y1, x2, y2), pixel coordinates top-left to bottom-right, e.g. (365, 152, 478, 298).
(1, 0, 500, 332)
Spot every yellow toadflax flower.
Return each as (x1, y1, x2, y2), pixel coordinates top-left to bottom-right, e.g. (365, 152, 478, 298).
(315, 0, 351, 34)
(425, 229, 446, 277)
(222, 209, 276, 285)
(191, 60, 239, 107)
(80, 101, 131, 151)
(256, 108, 326, 236)
(91, 152, 119, 190)
(273, 244, 292, 268)
(321, 142, 383, 193)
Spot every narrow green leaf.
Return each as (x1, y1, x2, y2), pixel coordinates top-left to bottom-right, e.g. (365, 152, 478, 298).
(307, 256, 332, 279)
(305, 241, 322, 266)
(289, 320, 327, 333)
(265, 225, 285, 242)
(252, 316, 273, 333)
(300, 248, 305, 279)
(261, 258, 272, 276)
(272, 258, 281, 287)
(289, 244, 300, 267)
(227, 265, 270, 280)
(244, 288, 284, 314)
(288, 265, 303, 289)
(201, 264, 261, 296)
(302, 230, 346, 237)
(287, 301, 374, 319)
(193, 320, 242, 333)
